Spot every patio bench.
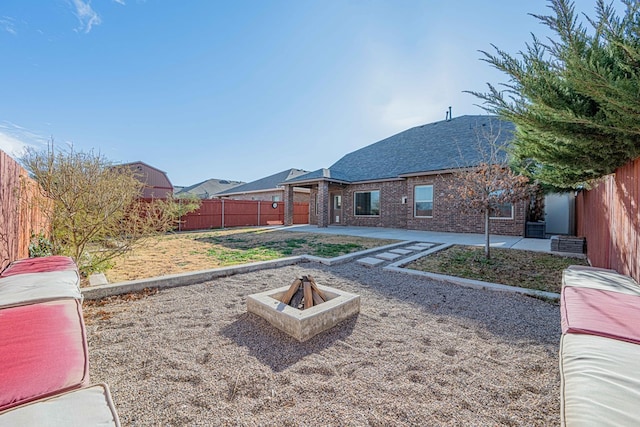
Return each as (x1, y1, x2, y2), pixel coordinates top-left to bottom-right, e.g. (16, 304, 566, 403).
(0, 384, 119, 426)
(0, 256, 121, 426)
(559, 265, 640, 426)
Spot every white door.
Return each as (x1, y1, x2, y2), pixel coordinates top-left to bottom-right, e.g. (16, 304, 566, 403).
(331, 194, 342, 224)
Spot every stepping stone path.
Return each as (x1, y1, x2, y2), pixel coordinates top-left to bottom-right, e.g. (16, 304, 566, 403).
(406, 244, 434, 251)
(376, 252, 402, 261)
(356, 257, 386, 267)
(390, 249, 412, 255)
(414, 243, 434, 248)
(357, 242, 436, 267)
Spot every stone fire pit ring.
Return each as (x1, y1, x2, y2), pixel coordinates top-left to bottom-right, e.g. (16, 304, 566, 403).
(247, 284, 360, 342)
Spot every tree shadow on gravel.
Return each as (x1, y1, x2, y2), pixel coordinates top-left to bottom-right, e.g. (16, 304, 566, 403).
(220, 312, 358, 372)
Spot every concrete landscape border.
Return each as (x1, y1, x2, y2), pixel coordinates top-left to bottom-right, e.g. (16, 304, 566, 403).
(384, 243, 560, 301)
(81, 241, 407, 300)
(81, 239, 560, 302)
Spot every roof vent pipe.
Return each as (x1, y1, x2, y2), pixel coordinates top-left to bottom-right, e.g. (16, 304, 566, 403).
(448, 106, 452, 121)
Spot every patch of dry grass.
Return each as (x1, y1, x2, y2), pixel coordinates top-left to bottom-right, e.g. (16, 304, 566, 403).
(405, 245, 588, 293)
(103, 228, 397, 283)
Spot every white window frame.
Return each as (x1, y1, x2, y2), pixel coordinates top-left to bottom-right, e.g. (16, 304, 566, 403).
(354, 190, 380, 216)
(414, 185, 433, 218)
(489, 190, 514, 220)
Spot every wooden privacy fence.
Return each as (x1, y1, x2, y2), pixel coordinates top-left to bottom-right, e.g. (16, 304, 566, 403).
(0, 150, 50, 270)
(576, 156, 640, 283)
(179, 199, 309, 231)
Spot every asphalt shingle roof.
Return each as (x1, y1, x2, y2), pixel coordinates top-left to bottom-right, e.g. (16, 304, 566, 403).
(176, 178, 244, 199)
(217, 168, 309, 195)
(287, 115, 514, 184)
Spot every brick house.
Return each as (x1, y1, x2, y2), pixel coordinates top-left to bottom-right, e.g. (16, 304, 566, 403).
(282, 115, 529, 236)
(216, 168, 310, 203)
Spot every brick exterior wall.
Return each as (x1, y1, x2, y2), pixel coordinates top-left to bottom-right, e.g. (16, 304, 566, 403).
(309, 175, 527, 236)
(316, 181, 330, 227)
(309, 189, 317, 225)
(283, 185, 294, 226)
(404, 175, 526, 236)
(341, 181, 408, 229)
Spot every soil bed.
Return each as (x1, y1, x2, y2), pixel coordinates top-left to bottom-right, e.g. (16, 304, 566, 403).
(405, 245, 589, 294)
(85, 262, 560, 426)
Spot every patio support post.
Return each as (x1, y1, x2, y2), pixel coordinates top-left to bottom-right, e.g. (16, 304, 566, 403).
(284, 184, 294, 226)
(317, 181, 329, 228)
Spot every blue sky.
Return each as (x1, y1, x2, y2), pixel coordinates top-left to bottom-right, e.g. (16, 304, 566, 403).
(1, 1, 573, 186)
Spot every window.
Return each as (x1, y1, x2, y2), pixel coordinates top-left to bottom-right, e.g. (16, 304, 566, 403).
(333, 195, 341, 209)
(490, 190, 514, 219)
(414, 185, 433, 217)
(354, 190, 380, 216)
(491, 202, 513, 219)
(272, 195, 281, 202)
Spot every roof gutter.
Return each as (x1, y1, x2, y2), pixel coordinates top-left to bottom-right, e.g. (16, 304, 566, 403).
(346, 177, 405, 185)
(279, 177, 351, 186)
(398, 168, 466, 178)
(219, 186, 310, 197)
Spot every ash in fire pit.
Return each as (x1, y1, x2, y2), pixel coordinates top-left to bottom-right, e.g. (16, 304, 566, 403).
(280, 275, 326, 310)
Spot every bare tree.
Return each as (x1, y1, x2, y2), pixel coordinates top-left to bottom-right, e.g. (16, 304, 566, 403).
(444, 121, 536, 259)
(21, 143, 200, 275)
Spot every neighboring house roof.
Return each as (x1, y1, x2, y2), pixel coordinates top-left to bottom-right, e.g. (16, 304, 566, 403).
(175, 178, 244, 199)
(217, 168, 309, 195)
(287, 115, 515, 184)
(118, 161, 173, 198)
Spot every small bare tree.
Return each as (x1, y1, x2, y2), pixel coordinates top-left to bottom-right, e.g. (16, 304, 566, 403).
(21, 143, 199, 275)
(444, 121, 535, 259)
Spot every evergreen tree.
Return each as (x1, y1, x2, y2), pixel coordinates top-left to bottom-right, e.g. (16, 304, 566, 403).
(471, 0, 640, 189)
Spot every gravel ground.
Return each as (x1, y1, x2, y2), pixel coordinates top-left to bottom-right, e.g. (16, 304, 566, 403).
(84, 261, 561, 426)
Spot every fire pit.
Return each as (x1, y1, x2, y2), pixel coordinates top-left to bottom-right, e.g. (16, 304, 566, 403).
(247, 276, 360, 342)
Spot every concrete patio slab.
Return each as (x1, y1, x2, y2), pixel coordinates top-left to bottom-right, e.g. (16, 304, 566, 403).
(281, 224, 553, 253)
